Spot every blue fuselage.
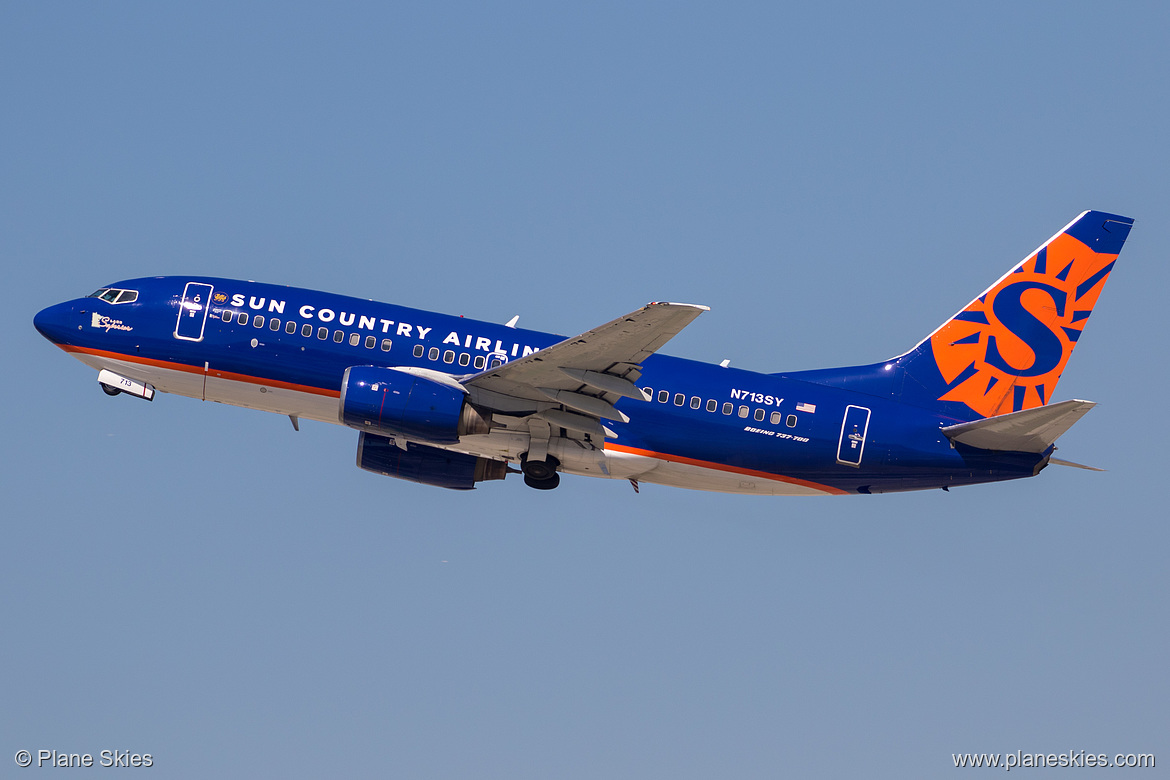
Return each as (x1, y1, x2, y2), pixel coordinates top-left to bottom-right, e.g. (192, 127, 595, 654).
(34, 276, 1046, 495)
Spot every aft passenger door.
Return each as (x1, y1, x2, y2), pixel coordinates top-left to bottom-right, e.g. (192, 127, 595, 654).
(836, 405, 871, 467)
(174, 282, 214, 341)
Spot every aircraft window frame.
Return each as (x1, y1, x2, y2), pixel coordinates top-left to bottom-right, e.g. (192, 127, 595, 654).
(443, 350, 455, 364)
(270, 318, 281, 331)
(333, 330, 344, 343)
(253, 316, 265, 329)
(413, 344, 424, 358)
(738, 405, 749, 418)
(490, 358, 503, 368)
(364, 335, 376, 349)
(285, 321, 297, 334)
(99, 289, 120, 303)
(381, 339, 392, 352)
(302, 323, 312, 337)
(786, 414, 798, 428)
(722, 402, 733, 415)
(770, 411, 782, 425)
(317, 327, 328, 340)
(674, 393, 685, 406)
(754, 408, 765, 421)
(706, 399, 717, 412)
(474, 355, 486, 369)
(458, 353, 470, 367)
(428, 347, 440, 361)
(658, 390, 669, 403)
(115, 290, 138, 304)
(348, 333, 359, 346)
(239, 313, 249, 326)
(690, 396, 701, 410)
(88, 288, 109, 299)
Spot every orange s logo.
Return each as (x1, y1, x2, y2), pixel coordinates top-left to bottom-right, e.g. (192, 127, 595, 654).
(929, 231, 1117, 417)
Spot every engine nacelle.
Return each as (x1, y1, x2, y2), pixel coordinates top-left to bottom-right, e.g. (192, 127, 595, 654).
(340, 366, 491, 444)
(357, 433, 508, 490)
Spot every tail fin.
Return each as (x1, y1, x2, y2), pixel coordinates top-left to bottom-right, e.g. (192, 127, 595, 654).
(897, 210, 1133, 418)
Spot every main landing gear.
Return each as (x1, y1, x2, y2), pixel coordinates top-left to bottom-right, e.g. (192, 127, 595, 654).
(520, 453, 560, 490)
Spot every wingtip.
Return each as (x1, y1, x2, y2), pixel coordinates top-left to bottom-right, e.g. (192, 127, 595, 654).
(647, 301, 710, 312)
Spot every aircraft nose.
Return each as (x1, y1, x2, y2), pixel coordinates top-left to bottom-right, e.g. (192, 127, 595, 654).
(34, 301, 76, 344)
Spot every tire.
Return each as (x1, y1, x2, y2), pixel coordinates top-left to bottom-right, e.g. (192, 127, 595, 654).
(523, 472, 560, 490)
(520, 453, 560, 481)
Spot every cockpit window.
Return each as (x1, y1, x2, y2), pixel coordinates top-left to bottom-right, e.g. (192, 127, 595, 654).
(88, 287, 139, 304)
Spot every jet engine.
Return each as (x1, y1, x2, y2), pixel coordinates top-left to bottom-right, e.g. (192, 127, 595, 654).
(340, 366, 491, 444)
(357, 433, 508, 490)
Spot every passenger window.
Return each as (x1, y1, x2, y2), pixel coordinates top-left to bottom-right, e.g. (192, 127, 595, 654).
(738, 405, 749, 418)
(490, 358, 502, 368)
(786, 414, 797, 427)
(331, 330, 342, 343)
(239, 313, 249, 326)
(770, 411, 782, 425)
(459, 353, 470, 366)
(365, 335, 376, 348)
(722, 402, 733, 415)
(317, 327, 328, 340)
(443, 350, 455, 364)
(302, 323, 312, 337)
(428, 347, 440, 361)
(254, 316, 265, 328)
(285, 321, 296, 334)
(658, 390, 668, 403)
(347, 333, 358, 346)
(674, 393, 685, 406)
(413, 344, 424, 358)
(754, 408, 765, 421)
(381, 339, 392, 352)
(474, 355, 486, 369)
(270, 318, 281, 331)
(690, 396, 701, 409)
(706, 399, 717, 412)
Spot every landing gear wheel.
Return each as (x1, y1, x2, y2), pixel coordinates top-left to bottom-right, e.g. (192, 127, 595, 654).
(524, 472, 561, 490)
(520, 453, 560, 489)
(100, 383, 121, 397)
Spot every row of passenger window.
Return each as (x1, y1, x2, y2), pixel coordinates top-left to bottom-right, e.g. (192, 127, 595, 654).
(407, 344, 504, 370)
(215, 309, 504, 370)
(218, 309, 394, 351)
(642, 387, 799, 428)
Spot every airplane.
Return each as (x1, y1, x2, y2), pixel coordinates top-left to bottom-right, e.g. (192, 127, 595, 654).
(33, 210, 1132, 495)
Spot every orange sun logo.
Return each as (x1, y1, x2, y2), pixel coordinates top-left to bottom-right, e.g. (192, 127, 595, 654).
(929, 232, 1118, 417)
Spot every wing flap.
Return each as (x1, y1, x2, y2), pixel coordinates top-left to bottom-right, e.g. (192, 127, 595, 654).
(465, 301, 708, 405)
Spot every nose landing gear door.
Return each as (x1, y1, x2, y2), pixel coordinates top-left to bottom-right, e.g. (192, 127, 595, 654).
(836, 405, 871, 467)
(175, 282, 214, 342)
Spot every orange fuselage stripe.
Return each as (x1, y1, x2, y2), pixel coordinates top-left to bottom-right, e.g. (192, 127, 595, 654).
(604, 443, 848, 495)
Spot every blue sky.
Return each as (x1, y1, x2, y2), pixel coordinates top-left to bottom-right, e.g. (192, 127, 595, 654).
(3, 2, 1167, 777)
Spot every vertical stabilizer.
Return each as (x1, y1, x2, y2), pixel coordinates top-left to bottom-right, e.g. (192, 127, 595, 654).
(895, 210, 1133, 418)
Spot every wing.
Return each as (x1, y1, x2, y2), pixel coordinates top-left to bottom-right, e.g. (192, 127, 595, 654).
(463, 301, 708, 438)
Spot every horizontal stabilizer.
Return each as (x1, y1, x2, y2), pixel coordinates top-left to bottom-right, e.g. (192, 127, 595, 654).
(941, 399, 1096, 453)
(1049, 457, 1105, 472)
